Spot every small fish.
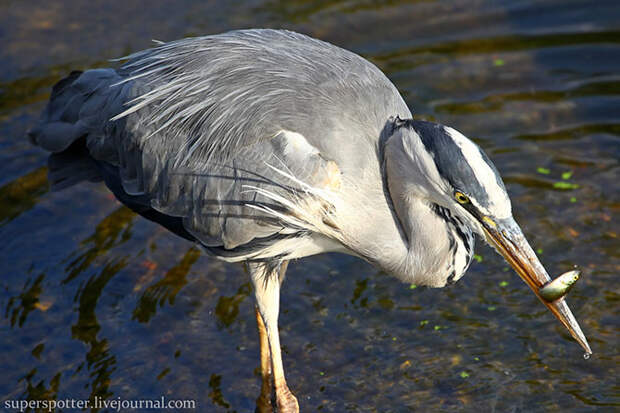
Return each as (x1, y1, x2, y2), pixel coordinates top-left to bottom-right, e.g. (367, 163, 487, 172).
(539, 270, 580, 302)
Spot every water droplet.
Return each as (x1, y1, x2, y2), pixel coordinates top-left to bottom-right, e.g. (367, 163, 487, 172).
(583, 353, 591, 360)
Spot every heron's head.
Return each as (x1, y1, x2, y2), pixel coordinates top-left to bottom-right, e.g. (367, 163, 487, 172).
(384, 118, 590, 355)
(384, 119, 514, 237)
(399, 119, 512, 235)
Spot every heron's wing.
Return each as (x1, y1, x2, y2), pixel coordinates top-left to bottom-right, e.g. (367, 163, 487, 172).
(149, 128, 342, 254)
(30, 29, 407, 259)
(29, 66, 343, 258)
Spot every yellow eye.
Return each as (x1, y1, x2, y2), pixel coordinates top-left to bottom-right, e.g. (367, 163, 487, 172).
(455, 191, 470, 204)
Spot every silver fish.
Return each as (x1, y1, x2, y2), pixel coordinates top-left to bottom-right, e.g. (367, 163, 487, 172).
(539, 270, 580, 302)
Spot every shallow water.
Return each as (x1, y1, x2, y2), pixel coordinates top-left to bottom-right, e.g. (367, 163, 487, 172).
(0, 0, 618, 411)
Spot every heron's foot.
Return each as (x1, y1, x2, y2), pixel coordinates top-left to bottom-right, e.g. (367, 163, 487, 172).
(275, 384, 298, 413)
(255, 370, 274, 413)
(255, 390, 273, 413)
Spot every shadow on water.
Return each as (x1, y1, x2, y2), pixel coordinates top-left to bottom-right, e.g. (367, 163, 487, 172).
(0, 0, 618, 412)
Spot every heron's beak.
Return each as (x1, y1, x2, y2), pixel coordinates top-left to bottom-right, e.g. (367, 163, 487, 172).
(480, 216, 591, 356)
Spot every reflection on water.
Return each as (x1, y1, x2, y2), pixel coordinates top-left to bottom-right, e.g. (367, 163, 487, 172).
(375, 30, 620, 64)
(5, 273, 46, 328)
(63, 206, 136, 283)
(133, 247, 200, 323)
(515, 123, 620, 142)
(0, 0, 618, 411)
(435, 80, 620, 115)
(72, 259, 126, 402)
(215, 283, 252, 329)
(0, 167, 48, 226)
(208, 374, 234, 411)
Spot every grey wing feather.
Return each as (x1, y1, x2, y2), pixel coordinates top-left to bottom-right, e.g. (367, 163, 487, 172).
(30, 29, 410, 259)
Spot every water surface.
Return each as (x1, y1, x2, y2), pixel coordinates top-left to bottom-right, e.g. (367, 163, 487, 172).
(0, 0, 618, 411)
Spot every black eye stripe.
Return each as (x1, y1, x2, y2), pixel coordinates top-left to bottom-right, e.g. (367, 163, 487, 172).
(409, 120, 504, 210)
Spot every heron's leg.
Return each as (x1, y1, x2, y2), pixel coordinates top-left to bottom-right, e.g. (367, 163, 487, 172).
(255, 306, 273, 412)
(250, 261, 299, 413)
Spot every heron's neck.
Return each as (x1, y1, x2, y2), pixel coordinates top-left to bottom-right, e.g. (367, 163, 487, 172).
(386, 196, 473, 287)
(381, 131, 474, 286)
(428, 203, 475, 285)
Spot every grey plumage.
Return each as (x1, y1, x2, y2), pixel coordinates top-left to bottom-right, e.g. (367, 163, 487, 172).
(31, 29, 412, 263)
(29, 31, 591, 407)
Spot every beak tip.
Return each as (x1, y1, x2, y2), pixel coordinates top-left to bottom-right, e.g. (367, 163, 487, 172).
(552, 298, 591, 356)
(483, 222, 591, 357)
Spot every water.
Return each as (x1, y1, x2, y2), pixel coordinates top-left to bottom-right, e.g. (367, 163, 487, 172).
(1, 0, 618, 411)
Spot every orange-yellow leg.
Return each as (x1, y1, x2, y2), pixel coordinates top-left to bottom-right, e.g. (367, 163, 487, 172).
(251, 262, 299, 413)
(255, 306, 273, 413)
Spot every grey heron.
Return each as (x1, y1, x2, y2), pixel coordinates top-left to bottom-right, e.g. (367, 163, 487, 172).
(29, 29, 591, 412)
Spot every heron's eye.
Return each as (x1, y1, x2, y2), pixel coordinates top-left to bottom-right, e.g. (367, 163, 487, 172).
(455, 191, 470, 204)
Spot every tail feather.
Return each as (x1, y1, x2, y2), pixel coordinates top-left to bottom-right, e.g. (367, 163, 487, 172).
(29, 69, 130, 189)
(28, 71, 84, 152)
(28, 120, 87, 153)
(49, 70, 83, 115)
(28, 69, 125, 153)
